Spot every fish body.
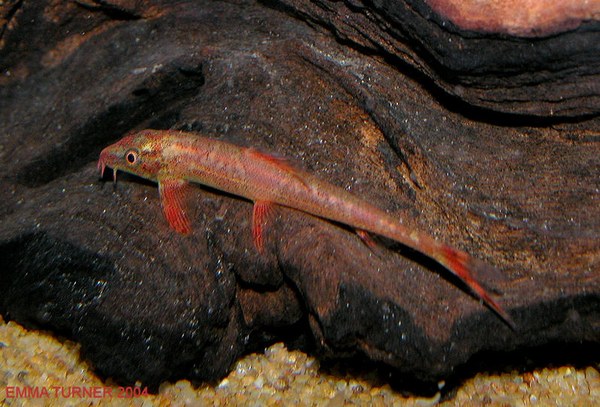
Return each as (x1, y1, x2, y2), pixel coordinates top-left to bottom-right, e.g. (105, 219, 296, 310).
(98, 129, 513, 327)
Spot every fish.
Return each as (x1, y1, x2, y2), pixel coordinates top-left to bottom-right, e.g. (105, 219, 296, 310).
(98, 129, 514, 327)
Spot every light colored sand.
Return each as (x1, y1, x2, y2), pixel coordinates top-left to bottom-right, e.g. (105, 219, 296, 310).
(1, 315, 598, 406)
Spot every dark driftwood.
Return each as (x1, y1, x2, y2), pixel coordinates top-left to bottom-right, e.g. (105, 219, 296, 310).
(0, 0, 598, 388)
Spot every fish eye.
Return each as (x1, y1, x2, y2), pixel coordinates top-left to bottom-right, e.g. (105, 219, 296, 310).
(125, 149, 139, 165)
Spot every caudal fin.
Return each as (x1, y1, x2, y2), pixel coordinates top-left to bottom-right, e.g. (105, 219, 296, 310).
(438, 245, 515, 329)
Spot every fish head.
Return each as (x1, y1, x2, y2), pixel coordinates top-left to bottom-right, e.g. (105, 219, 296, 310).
(98, 129, 168, 183)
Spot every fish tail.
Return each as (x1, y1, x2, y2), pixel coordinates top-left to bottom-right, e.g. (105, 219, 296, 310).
(437, 245, 515, 329)
(351, 211, 514, 327)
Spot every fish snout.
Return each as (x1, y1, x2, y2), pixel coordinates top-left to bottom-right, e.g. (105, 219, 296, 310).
(97, 148, 118, 183)
(97, 148, 108, 177)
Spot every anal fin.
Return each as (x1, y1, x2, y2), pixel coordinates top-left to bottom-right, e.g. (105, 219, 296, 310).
(356, 229, 377, 250)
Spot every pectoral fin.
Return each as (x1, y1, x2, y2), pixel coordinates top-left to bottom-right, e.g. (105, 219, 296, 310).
(158, 178, 192, 235)
(252, 200, 275, 253)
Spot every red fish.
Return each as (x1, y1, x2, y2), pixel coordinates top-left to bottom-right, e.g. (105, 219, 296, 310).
(98, 129, 514, 327)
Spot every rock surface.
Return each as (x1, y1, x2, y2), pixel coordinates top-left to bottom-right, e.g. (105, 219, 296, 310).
(0, 0, 598, 388)
(427, 0, 600, 36)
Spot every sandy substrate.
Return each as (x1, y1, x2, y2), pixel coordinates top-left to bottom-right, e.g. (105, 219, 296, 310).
(0, 315, 598, 406)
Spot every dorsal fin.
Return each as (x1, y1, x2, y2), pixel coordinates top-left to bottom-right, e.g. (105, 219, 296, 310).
(247, 148, 309, 188)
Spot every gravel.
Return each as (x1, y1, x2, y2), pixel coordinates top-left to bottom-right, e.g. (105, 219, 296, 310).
(1, 316, 598, 406)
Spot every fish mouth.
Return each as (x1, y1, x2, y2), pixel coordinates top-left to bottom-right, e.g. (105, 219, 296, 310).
(97, 149, 118, 183)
